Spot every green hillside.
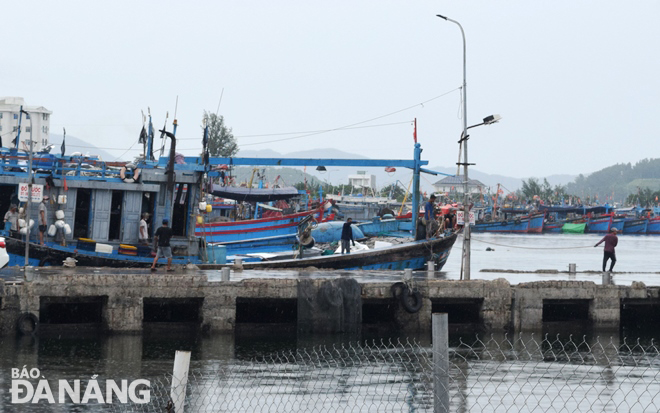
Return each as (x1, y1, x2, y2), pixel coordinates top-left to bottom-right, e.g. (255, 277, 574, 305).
(565, 158, 660, 204)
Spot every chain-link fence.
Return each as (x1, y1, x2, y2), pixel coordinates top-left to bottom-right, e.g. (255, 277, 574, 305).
(112, 324, 660, 412)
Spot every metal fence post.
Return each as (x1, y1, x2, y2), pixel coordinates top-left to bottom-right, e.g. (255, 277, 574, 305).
(433, 313, 449, 413)
(171, 350, 191, 413)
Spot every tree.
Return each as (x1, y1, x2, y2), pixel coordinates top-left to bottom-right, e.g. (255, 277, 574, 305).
(380, 184, 407, 202)
(203, 111, 238, 157)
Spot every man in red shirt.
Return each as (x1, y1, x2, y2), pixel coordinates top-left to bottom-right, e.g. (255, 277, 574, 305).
(595, 228, 618, 272)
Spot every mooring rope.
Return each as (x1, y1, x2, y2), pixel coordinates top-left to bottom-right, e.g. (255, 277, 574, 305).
(470, 237, 594, 250)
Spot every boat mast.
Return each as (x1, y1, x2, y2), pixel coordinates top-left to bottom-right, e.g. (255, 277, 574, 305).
(21, 107, 33, 267)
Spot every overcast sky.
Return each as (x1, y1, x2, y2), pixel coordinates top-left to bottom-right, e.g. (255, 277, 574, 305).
(2, 1, 659, 180)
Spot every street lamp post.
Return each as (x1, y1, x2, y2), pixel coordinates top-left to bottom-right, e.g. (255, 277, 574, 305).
(437, 14, 471, 280)
(437, 14, 501, 280)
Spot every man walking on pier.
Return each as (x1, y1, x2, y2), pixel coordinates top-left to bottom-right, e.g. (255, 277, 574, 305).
(151, 218, 173, 272)
(341, 217, 355, 254)
(595, 227, 618, 272)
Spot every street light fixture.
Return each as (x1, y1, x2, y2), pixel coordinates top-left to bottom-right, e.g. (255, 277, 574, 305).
(437, 14, 501, 281)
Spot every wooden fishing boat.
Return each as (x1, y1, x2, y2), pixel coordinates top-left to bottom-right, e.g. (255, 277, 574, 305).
(472, 211, 545, 233)
(200, 232, 458, 271)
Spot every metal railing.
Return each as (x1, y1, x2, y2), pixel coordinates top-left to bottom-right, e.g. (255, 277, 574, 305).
(113, 316, 660, 412)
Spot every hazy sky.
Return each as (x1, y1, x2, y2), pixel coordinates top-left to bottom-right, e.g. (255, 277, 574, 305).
(3, 1, 659, 180)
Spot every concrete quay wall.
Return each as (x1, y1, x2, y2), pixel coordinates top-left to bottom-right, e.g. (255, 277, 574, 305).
(0, 273, 656, 335)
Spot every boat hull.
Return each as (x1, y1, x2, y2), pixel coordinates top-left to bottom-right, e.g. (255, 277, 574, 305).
(200, 233, 458, 271)
(622, 218, 647, 234)
(473, 212, 545, 233)
(647, 218, 660, 234)
(196, 209, 322, 243)
(5, 238, 200, 268)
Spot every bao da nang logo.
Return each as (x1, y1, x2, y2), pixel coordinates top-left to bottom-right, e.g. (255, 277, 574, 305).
(9, 366, 150, 404)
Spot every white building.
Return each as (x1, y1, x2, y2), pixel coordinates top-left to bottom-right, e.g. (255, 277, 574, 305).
(348, 171, 377, 193)
(0, 97, 52, 152)
(433, 175, 486, 195)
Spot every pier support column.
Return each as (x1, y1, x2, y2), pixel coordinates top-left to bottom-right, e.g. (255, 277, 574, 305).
(298, 278, 361, 334)
(106, 295, 143, 331)
(201, 294, 236, 332)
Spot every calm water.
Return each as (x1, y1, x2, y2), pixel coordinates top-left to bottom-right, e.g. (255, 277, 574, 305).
(1, 233, 659, 412)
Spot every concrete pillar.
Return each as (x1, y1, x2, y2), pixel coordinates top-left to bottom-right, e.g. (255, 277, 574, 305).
(106, 295, 142, 332)
(298, 278, 361, 334)
(201, 294, 236, 332)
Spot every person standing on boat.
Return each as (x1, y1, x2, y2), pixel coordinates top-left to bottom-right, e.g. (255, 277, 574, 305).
(595, 227, 618, 272)
(38, 196, 49, 245)
(424, 194, 437, 239)
(139, 213, 150, 246)
(4, 204, 19, 237)
(151, 218, 173, 272)
(341, 217, 355, 254)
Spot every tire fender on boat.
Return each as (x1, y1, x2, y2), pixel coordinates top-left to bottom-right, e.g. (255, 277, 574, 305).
(39, 257, 55, 267)
(17, 312, 39, 335)
(120, 163, 140, 183)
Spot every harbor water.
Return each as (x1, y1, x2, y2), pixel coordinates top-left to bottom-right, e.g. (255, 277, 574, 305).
(1, 233, 659, 411)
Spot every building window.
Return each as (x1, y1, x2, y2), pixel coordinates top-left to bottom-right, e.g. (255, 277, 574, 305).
(13, 114, 18, 120)
(26, 127, 31, 132)
(42, 113, 49, 121)
(25, 114, 30, 120)
(42, 126, 49, 133)
(0, 125, 2, 131)
(13, 126, 18, 132)
(0, 113, 3, 119)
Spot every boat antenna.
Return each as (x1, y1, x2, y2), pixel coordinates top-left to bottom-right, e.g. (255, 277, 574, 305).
(159, 111, 169, 158)
(215, 88, 224, 117)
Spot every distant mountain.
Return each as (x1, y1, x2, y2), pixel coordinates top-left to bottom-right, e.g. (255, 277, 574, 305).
(49, 133, 115, 161)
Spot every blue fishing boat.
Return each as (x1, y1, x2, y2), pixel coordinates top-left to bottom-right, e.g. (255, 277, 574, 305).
(622, 217, 648, 234)
(202, 232, 458, 271)
(0, 106, 444, 269)
(647, 217, 660, 234)
(472, 211, 545, 233)
(586, 214, 624, 233)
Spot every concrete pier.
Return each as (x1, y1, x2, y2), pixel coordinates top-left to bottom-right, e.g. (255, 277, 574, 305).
(0, 269, 658, 335)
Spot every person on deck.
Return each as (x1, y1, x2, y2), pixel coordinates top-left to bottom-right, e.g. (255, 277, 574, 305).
(424, 194, 437, 239)
(341, 217, 355, 254)
(151, 218, 173, 272)
(4, 204, 18, 237)
(595, 227, 618, 272)
(38, 196, 49, 245)
(139, 213, 150, 246)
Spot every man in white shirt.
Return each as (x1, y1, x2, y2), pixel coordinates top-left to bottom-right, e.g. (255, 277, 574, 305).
(139, 212, 150, 245)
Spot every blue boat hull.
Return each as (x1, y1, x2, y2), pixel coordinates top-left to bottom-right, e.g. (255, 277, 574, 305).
(201, 233, 458, 271)
(622, 218, 647, 234)
(473, 212, 544, 233)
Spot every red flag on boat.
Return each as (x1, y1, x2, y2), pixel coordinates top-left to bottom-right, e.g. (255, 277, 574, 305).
(63, 176, 68, 191)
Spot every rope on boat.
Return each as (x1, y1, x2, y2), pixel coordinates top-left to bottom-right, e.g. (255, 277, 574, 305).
(470, 237, 594, 250)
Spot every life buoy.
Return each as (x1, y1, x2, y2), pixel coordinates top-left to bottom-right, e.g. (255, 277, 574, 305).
(514, 218, 521, 225)
(120, 163, 140, 183)
(400, 285, 423, 313)
(17, 312, 39, 335)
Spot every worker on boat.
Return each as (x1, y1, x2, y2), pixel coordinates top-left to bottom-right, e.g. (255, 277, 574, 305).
(38, 196, 50, 245)
(340, 218, 355, 254)
(424, 194, 438, 239)
(4, 204, 19, 238)
(151, 218, 173, 272)
(139, 213, 150, 246)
